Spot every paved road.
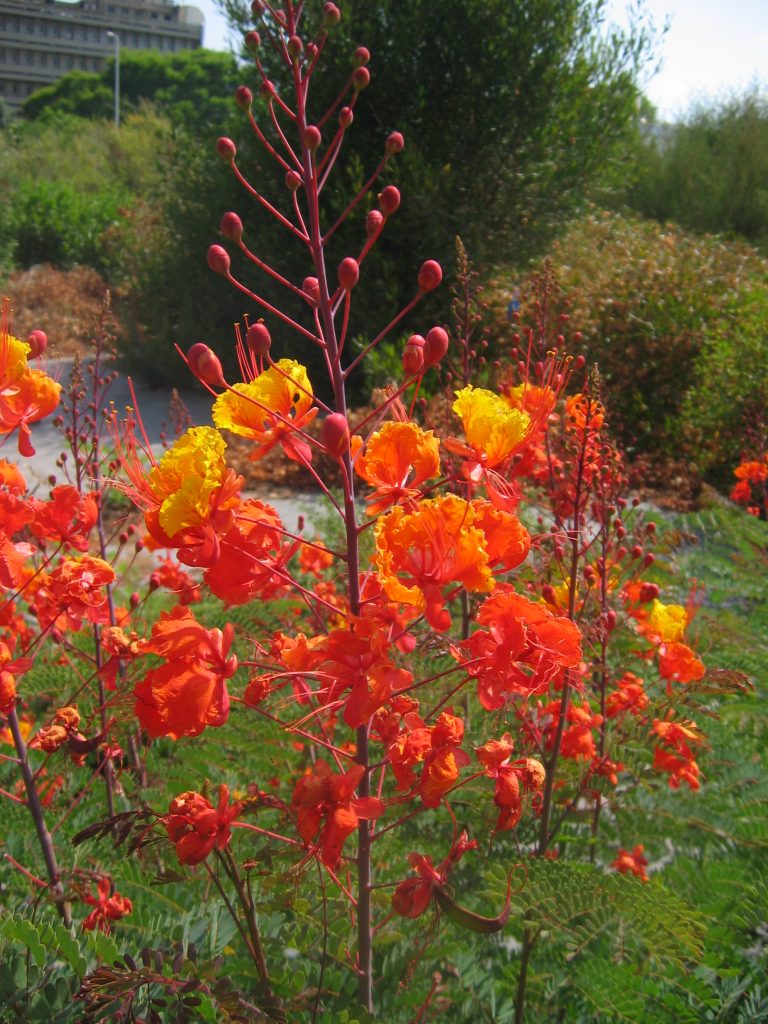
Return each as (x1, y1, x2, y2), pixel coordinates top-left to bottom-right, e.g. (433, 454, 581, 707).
(7, 357, 314, 528)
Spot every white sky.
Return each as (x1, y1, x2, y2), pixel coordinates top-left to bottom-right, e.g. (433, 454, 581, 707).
(192, 0, 768, 121)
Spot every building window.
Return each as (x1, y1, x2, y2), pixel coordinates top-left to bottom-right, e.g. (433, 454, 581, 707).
(12, 51, 19, 65)
(66, 55, 74, 69)
(40, 53, 48, 67)
(53, 54, 61, 68)
(25, 51, 32, 65)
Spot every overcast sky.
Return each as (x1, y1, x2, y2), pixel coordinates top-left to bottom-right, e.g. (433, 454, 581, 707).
(191, 0, 768, 121)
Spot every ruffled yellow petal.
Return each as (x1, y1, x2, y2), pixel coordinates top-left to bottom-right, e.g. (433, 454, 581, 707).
(452, 385, 531, 467)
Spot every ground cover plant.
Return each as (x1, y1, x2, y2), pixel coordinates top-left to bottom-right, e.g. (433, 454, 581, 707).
(0, 2, 766, 1022)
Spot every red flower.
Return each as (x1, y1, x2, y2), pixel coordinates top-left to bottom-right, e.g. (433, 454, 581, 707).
(611, 844, 649, 883)
(291, 760, 384, 867)
(166, 785, 241, 865)
(388, 711, 470, 808)
(392, 831, 478, 919)
(82, 877, 133, 933)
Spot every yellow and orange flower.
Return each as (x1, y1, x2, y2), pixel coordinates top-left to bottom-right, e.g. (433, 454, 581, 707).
(373, 495, 495, 630)
(0, 299, 61, 456)
(213, 358, 317, 463)
(449, 385, 533, 470)
(354, 421, 440, 514)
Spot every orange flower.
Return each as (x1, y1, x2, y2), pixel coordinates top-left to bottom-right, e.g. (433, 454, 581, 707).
(462, 586, 582, 709)
(541, 700, 603, 761)
(374, 495, 495, 630)
(354, 421, 441, 515)
(476, 733, 545, 831)
(388, 710, 470, 808)
(291, 760, 384, 867)
(212, 358, 318, 463)
(652, 717, 703, 790)
(133, 606, 236, 739)
(611, 845, 649, 883)
(28, 486, 98, 552)
(658, 642, 705, 685)
(605, 672, 648, 719)
(0, 300, 61, 456)
(44, 555, 115, 629)
(166, 785, 241, 865)
(203, 499, 290, 605)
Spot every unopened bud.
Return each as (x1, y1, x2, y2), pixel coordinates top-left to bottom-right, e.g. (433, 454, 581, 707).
(323, 2, 341, 26)
(646, 521, 657, 534)
(379, 185, 400, 216)
(322, 413, 350, 458)
(27, 329, 48, 357)
(574, 355, 586, 371)
(149, 572, 161, 591)
(338, 257, 359, 290)
(220, 212, 243, 242)
(639, 582, 660, 603)
(339, 105, 354, 127)
(304, 125, 322, 151)
(244, 30, 261, 51)
(216, 136, 237, 162)
(366, 209, 383, 236)
(605, 609, 617, 632)
(631, 545, 643, 560)
(285, 169, 302, 191)
(643, 553, 655, 568)
(187, 343, 226, 387)
(235, 85, 253, 109)
(287, 34, 303, 59)
(130, 592, 141, 608)
(385, 131, 404, 155)
(259, 79, 276, 99)
(423, 326, 449, 367)
(402, 334, 425, 374)
(353, 46, 370, 66)
(302, 277, 320, 302)
(306, 42, 318, 61)
(207, 244, 231, 275)
(417, 260, 442, 292)
(352, 66, 370, 90)
(246, 323, 271, 357)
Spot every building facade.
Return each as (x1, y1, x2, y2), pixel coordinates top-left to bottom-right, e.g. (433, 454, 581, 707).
(0, 0, 204, 117)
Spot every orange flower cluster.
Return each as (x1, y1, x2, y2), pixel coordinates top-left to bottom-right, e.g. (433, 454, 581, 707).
(730, 458, 767, 517)
(611, 844, 649, 883)
(0, 299, 60, 457)
(476, 733, 546, 830)
(82, 876, 133, 933)
(652, 717, 703, 790)
(166, 785, 242, 865)
(387, 710, 470, 808)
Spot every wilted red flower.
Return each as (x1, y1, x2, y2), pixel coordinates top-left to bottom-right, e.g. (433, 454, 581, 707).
(166, 785, 242, 865)
(392, 831, 478, 919)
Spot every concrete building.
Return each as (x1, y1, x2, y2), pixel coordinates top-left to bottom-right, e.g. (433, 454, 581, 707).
(0, 0, 204, 117)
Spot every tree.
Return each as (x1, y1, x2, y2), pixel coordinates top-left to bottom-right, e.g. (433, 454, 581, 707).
(22, 50, 241, 134)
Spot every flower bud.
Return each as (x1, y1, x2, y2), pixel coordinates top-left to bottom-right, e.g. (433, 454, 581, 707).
(605, 609, 617, 632)
(386, 131, 404, 155)
(287, 34, 303, 59)
(207, 244, 231, 275)
(630, 545, 643, 560)
(304, 125, 322, 151)
(27, 329, 48, 357)
(130, 592, 141, 608)
(417, 260, 443, 292)
(639, 582, 660, 603)
(366, 209, 383, 236)
(302, 277, 320, 302)
(259, 79, 276, 99)
(643, 553, 655, 568)
(149, 572, 161, 591)
(323, 2, 341, 26)
(246, 322, 271, 357)
(354, 46, 370, 66)
(216, 137, 237, 162)
(352, 66, 370, 91)
(235, 85, 253, 109)
(339, 105, 354, 128)
(402, 334, 425, 374)
(338, 257, 359, 290)
(322, 413, 350, 458)
(574, 354, 586, 371)
(187, 343, 226, 387)
(379, 185, 400, 215)
(244, 30, 261, 52)
(306, 42, 318, 61)
(423, 326, 449, 367)
(220, 212, 243, 242)
(251, 0, 265, 13)
(285, 169, 302, 191)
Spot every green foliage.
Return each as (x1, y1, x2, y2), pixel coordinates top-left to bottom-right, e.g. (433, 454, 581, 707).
(22, 50, 241, 134)
(624, 88, 768, 253)
(522, 209, 768, 459)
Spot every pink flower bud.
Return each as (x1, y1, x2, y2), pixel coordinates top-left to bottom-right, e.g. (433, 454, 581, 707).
(352, 66, 370, 91)
(366, 209, 383, 236)
(287, 34, 303, 59)
(323, 2, 341, 26)
(149, 572, 161, 591)
(246, 322, 271, 357)
(285, 170, 302, 191)
(402, 334, 425, 374)
(306, 42, 318, 61)
(244, 30, 261, 51)
(379, 185, 401, 215)
(605, 609, 617, 631)
(643, 553, 655, 568)
(220, 212, 243, 242)
(259, 79, 276, 99)
(423, 326, 449, 367)
(322, 413, 350, 458)
(417, 260, 442, 293)
(216, 137, 237, 162)
(639, 582, 660, 602)
(251, 0, 265, 13)
(130, 592, 141, 608)
(187, 343, 226, 387)
(235, 85, 253, 109)
(574, 354, 586, 371)
(207, 244, 231, 275)
(386, 131, 404, 155)
(304, 125, 322, 151)
(354, 46, 370, 66)
(302, 277, 320, 302)
(338, 257, 359, 290)
(339, 105, 354, 128)
(27, 329, 47, 357)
